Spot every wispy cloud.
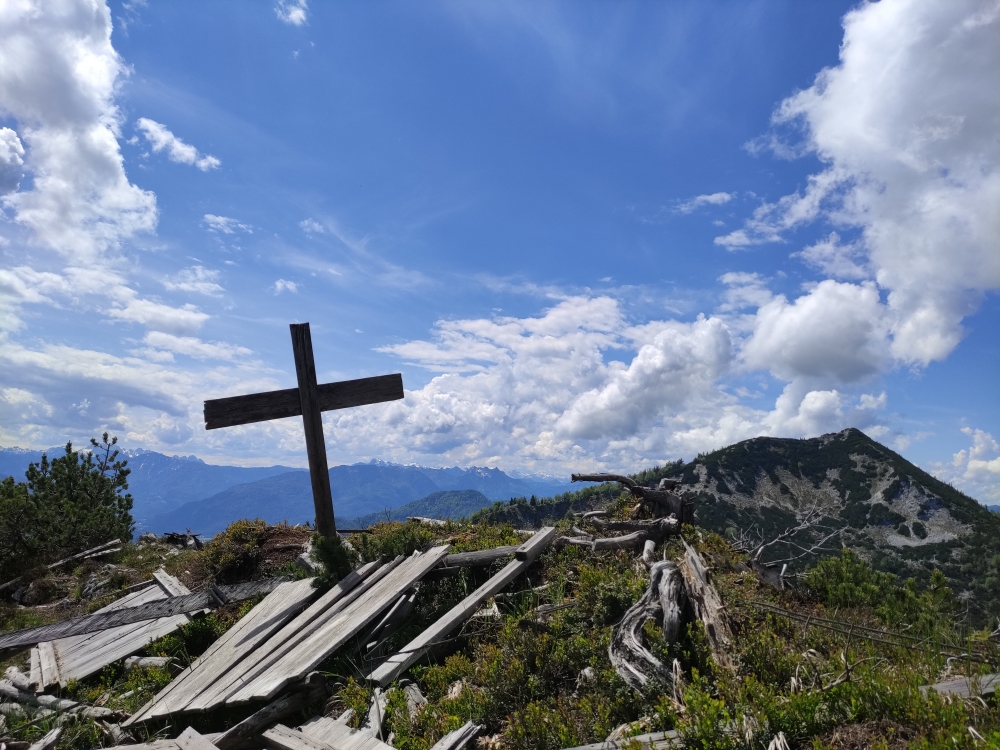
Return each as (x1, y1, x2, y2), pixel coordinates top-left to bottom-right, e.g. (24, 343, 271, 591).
(275, 0, 308, 26)
(163, 266, 224, 296)
(274, 279, 298, 294)
(676, 192, 733, 214)
(137, 118, 220, 171)
(203, 214, 251, 234)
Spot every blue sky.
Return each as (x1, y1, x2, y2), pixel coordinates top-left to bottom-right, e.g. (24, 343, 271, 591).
(1, 0, 998, 502)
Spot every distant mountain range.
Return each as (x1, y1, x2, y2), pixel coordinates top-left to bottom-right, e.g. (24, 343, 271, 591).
(342, 489, 495, 529)
(0, 446, 573, 535)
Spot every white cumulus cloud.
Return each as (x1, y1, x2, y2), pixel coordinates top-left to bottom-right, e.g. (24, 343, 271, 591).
(274, 279, 298, 294)
(0, 0, 158, 261)
(136, 118, 220, 171)
(742, 280, 890, 383)
(0, 127, 25, 193)
(932, 427, 1000, 502)
(718, 0, 1000, 368)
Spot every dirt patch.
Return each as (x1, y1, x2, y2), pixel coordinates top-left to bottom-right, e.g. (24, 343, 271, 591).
(259, 525, 311, 575)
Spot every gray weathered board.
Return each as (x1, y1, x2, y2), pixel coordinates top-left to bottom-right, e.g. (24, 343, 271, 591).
(29, 569, 196, 690)
(368, 528, 557, 686)
(130, 550, 450, 718)
(921, 673, 1000, 698)
(265, 721, 395, 750)
(228, 546, 450, 705)
(128, 550, 450, 720)
(562, 731, 681, 750)
(203, 375, 403, 430)
(125, 576, 323, 724)
(0, 578, 285, 655)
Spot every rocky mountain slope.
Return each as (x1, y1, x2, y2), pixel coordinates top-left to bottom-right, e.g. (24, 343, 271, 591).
(478, 428, 1000, 622)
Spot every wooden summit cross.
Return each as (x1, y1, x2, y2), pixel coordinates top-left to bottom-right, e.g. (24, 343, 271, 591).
(203, 323, 403, 538)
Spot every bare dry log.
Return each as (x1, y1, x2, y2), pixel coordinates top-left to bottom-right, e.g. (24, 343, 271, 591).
(608, 560, 685, 691)
(642, 540, 657, 568)
(572, 474, 692, 523)
(679, 540, 733, 671)
(429, 721, 482, 750)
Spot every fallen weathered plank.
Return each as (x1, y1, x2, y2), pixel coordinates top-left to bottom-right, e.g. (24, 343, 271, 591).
(921, 673, 1000, 698)
(175, 727, 220, 750)
(368, 528, 557, 686)
(230, 546, 450, 704)
(443, 546, 520, 567)
(27, 726, 62, 750)
(561, 730, 680, 750)
(125, 576, 323, 724)
(0, 579, 285, 656)
(267, 723, 389, 750)
(31, 570, 195, 691)
(429, 721, 481, 750)
(214, 679, 326, 750)
(187, 559, 398, 712)
(266, 721, 394, 750)
(115, 733, 225, 750)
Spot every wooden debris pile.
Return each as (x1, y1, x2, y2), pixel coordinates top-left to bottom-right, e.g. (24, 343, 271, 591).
(0, 470, 731, 750)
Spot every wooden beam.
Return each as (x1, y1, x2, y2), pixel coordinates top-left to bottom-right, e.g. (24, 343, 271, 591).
(290, 323, 337, 538)
(229, 547, 450, 704)
(921, 673, 999, 698)
(0, 578, 285, 656)
(125, 577, 323, 724)
(368, 528, 557, 686)
(442, 546, 520, 568)
(175, 728, 220, 750)
(203, 375, 404, 431)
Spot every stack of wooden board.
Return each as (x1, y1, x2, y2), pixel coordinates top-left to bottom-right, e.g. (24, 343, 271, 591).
(127, 546, 450, 723)
(30, 569, 195, 691)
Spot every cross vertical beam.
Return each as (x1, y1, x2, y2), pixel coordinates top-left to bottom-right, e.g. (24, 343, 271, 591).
(289, 323, 336, 537)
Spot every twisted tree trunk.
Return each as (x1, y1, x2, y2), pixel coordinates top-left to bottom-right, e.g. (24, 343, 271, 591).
(608, 560, 686, 691)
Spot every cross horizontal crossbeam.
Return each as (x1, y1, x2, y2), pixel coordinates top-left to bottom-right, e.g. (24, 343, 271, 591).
(204, 374, 403, 430)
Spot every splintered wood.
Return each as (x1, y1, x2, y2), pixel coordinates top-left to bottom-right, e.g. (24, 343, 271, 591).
(29, 569, 196, 691)
(128, 547, 451, 722)
(369, 528, 557, 687)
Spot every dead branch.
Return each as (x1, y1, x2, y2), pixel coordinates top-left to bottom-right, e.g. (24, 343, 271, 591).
(679, 540, 733, 671)
(609, 560, 685, 691)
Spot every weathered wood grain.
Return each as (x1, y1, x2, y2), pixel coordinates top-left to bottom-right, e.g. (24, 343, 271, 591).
(679, 540, 732, 671)
(203, 376, 404, 431)
(368, 528, 557, 686)
(214, 682, 325, 750)
(442, 546, 519, 567)
(0, 579, 284, 655)
(27, 726, 62, 750)
(125, 577, 321, 724)
(34, 571, 193, 691)
(185, 560, 394, 713)
(291, 323, 337, 538)
(230, 546, 450, 704)
(429, 721, 481, 750)
(921, 673, 999, 698)
(175, 727, 220, 750)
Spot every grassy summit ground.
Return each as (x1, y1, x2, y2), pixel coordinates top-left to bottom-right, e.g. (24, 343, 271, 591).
(2, 514, 999, 750)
